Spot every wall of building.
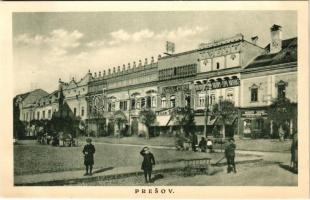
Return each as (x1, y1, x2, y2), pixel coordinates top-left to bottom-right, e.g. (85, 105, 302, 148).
(241, 70, 297, 108)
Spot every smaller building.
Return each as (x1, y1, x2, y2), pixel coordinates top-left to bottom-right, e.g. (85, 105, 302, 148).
(240, 25, 297, 138)
(14, 88, 49, 137)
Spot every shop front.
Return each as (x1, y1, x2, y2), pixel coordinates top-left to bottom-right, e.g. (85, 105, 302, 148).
(239, 109, 269, 138)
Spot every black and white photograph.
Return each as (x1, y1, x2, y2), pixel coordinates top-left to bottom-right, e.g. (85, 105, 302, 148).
(0, 2, 306, 198)
(11, 10, 300, 187)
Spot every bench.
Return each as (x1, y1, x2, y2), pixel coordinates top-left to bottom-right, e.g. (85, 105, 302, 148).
(183, 158, 212, 176)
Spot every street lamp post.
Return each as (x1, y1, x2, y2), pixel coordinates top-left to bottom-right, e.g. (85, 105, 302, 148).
(204, 81, 209, 138)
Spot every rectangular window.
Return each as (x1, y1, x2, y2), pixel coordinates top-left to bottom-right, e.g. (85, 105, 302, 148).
(161, 98, 166, 108)
(73, 108, 77, 116)
(131, 99, 136, 110)
(37, 112, 40, 119)
(120, 101, 124, 110)
(123, 101, 127, 111)
(42, 111, 45, 119)
(170, 97, 176, 108)
(141, 98, 146, 108)
(251, 88, 258, 102)
(151, 96, 157, 107)
(81, 107, 84, 116)
(146, 96, 152, 108)
(278, 85, 286, 99)
(210, 95, 216, 106)
(198, 95, 205, 107)
(48, 110, 51, 118)
(108, 103, 112, 112)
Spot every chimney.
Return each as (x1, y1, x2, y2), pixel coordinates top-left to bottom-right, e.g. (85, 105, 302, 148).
(133, 61, 136, 68)
(251, 36, 258, 45)
(158, 54, 162, 60)
(117, 66, 120, 72)
(127, 63, 131, 69)
(144, 58, 148, 65)
(113, 67, 116, 73)
(108, 69, 111, 75)
(94, 72, 97, 78)
(103, 70, 106, 76)
(123, 64, 126, 71)
(99, 71, 101, 77)
(139, 60, 142, 67)
(151, 56, 154, 63)
(270, 24, 282, 54)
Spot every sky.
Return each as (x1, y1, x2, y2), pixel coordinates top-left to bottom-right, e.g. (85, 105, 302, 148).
(13, 11, 297, 95)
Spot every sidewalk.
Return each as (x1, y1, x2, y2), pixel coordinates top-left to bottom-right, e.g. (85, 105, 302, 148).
(14, 154, 262, 186)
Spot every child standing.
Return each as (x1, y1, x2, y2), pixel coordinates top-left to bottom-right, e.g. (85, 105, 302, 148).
(83, 138, 96, 176)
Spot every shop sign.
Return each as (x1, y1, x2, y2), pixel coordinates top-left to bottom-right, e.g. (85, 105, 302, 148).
(195, 78, 240, 90)
(242, 110, 267, 117)
(162, 84, 189, 94)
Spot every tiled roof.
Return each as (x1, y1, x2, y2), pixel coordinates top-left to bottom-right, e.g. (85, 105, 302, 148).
(245, 37, 297, 69)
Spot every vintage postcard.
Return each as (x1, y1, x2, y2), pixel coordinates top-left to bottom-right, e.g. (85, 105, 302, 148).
(0, 1, 309, 199)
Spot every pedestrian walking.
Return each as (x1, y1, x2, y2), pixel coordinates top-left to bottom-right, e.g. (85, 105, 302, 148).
(290, 133, 298, 173)
(191, 133, 198, 152)
(198, 137, 207, 152)
(140, 146, 155, 183)
(83, 138, 96, 176)
(225, 138, 236, 173)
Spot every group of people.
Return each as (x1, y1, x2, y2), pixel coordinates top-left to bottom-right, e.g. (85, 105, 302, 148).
(176, 133, 214, 153)
(37, 132, 75, 147)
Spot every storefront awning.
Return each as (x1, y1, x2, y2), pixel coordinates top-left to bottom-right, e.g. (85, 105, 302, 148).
(215, 115, 237, 125)
(195, 116, 205, 126)
(207, 116, 218, 126)
(155, 115, 171, 126)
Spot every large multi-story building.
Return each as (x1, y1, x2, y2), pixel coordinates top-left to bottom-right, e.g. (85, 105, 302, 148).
(15, 24, 298, 139)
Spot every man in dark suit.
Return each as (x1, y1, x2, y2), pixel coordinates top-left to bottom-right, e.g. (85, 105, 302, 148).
(225, 138, 236, 173)
(83, 138, 96, 176)
(140, 146, 155, 183)
(191, 133, 198, 152)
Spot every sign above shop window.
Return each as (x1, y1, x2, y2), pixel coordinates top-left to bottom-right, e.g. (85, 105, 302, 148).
(162, 84, 190, 94)
(242, 110, 267, 117)
(195, 78, 240, 90)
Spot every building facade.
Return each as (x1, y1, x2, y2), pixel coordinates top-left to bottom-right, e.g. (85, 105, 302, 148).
(239, 25, 297, 138)
(15, 24, 298, 139)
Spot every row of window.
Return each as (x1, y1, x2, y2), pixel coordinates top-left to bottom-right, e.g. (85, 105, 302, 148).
(250, 84, 286, 102)
(107, 96, 157, 112)
(73, 107, 85, 117)
(159, 64, 197, 81)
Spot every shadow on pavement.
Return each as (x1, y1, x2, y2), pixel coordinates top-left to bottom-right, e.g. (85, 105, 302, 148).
(150, 174, 164, 183)
(208, 167, 224, 176)
(93, 167, 114, 174)
(278, 163, 297, 174)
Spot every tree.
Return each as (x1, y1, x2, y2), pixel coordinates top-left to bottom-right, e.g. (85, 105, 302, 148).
(212, 100, 238, 139)
(170, 107, 196, 137)
(267, 97, 297, 139)
(139, 109, 156, 139)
